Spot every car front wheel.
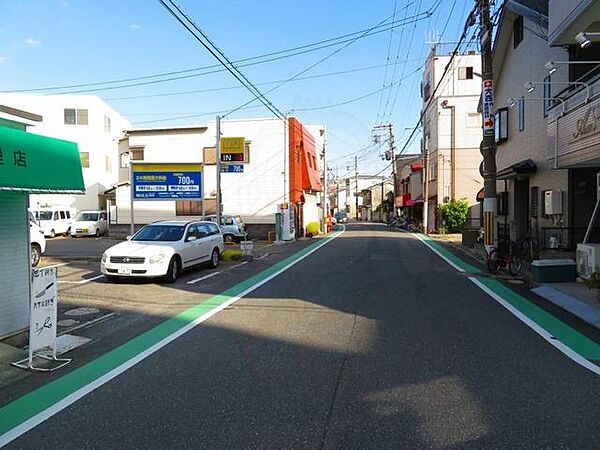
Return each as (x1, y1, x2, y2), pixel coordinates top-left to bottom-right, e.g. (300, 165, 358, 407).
(209, 248, 220, 268)
(164, 256, 180, 283)
(31, 244, 41, 267)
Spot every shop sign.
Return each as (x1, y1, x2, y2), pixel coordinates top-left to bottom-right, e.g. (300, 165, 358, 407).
(220, 137, 245, 154)
(220, 164, 244, 173)
(29, 267, 58, 353)
(0, 127, 84, 193)
(572, 105, 600, 140)
(132, 163, 202, 200)
(482, 79, 495, 136)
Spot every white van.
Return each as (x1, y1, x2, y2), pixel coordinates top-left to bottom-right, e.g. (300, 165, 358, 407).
(28, 212, 46, 267)
(71, 211, 108, 237)
(33, 208, 74, 238)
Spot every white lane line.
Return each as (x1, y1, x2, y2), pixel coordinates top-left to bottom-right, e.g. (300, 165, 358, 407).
(255, 253, 269, 260)
(186, 271, 221, 285)
(470, 278, 600, 376)
(0, 228, 345, 448)
(57, 275, 104, 285)
(231, 261, 249, 269)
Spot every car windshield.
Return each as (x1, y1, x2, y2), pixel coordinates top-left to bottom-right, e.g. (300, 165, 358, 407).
(76, 212, 99, 221)
(38, 211, 53, 221)
(132, 225, 185, 242)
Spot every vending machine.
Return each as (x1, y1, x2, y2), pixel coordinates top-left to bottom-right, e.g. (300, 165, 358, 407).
(277, 203, 295, 241)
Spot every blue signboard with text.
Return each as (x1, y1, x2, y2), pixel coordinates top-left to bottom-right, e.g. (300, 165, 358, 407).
(132, 163, 203, 200)
(220, 164, 244, 173)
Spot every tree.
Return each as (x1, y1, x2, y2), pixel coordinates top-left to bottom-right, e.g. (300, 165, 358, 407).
(439, 199, 469, 233)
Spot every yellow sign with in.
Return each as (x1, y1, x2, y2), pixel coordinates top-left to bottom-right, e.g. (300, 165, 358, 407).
(220, 137, 245, 154)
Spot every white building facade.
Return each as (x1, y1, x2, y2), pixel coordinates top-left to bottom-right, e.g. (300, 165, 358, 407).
(112, 117, 324, 238)
(421, 49, 484, 231)
(0, 93, 131, 212)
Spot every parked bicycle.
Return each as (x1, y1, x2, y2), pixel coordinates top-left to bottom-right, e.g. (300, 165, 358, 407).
(486, 244, 523, 276)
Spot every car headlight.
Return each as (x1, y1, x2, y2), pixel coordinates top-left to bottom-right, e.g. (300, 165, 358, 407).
(101, 253, 107, 263)
(149, 253, 167, 264)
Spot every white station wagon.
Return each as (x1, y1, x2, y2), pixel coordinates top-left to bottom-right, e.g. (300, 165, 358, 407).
(101, 220, 223, 283)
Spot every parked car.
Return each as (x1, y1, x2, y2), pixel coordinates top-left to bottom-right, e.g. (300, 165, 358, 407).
(334, 211, 348, 224)
(101, 220, 224, 283)
(29, 213, 46, 267)
(71, 211, 108, 237)
(202, 214, 246, 243)
(32, 207, 73, 237)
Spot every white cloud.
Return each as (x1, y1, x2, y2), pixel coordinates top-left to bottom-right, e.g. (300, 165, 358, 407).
(0, 55, 7, 63)
(25, 38, 42, 46)
(129, 24, 141, 30)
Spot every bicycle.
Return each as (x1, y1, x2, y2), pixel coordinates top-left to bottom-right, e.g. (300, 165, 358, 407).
(486, 244, 523, 276)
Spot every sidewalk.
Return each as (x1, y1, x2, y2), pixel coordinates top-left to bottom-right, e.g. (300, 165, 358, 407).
(428, 233, 600, 332)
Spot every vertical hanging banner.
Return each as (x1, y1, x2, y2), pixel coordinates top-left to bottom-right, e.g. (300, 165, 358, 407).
(482, 79, 495, 136)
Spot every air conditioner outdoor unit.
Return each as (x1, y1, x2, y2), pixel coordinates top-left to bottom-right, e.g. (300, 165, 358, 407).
(576, 243, 600, 279)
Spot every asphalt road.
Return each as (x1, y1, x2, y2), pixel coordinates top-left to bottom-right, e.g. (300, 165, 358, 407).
(7, 223, 600, 449)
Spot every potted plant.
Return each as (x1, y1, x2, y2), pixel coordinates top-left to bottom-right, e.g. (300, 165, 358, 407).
(583, 272, 600, 302)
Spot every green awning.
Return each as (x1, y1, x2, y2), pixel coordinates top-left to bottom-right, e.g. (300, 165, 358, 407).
(0, 126, 85, 193)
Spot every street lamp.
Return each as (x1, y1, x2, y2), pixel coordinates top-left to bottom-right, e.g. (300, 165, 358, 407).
(508, 96, 566, 116)
(575, 31, 600, 49)
(524, 80, 591, 102)
(544, 60, 600, 75)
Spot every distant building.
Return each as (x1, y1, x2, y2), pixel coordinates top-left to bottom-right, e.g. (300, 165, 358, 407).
(421, 48, 484, 232)
(0, 93, 131, 212)
(395, 154, 423, 221)
(329, 175, 387, 219)
(360, 179, 394, 222)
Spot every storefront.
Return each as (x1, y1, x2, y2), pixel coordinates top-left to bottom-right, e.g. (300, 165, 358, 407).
(0, 122, 84, 337)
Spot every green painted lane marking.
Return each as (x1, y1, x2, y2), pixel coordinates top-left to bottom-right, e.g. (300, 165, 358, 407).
(414, 232, 600, 364)
(0, 230, 343, 440)
(477, 277, 600, 360)
(415, 233, 482, 274)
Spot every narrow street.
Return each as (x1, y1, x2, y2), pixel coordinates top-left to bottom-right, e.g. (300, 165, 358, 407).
(3, 223, 600, 449)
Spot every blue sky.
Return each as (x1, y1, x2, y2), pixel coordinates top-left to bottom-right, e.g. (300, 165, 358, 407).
(0, 0, 474, 177)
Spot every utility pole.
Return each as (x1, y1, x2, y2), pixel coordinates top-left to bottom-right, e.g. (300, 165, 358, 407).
(441, 100, 456, 200)
(322, 133, 328, 233)
(372, 123, 397, 216)
(423, 135, 429, 233)
(215, 115, 222, 226)
(478, 0, 497, 249)
(354, 155, 359, 220)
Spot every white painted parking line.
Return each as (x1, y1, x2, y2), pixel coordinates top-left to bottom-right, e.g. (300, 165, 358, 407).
(186, 271, 221, 285)
(255, 253, 269, 260)
(58, 275, 104, 285)
(230, 261, 249, 269)
(39, 262, 70, 269)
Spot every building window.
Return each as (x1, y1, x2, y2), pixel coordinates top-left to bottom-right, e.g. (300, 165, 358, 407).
(458, 66, 474, 80)
(120, 152, 130, 168)
(429, 163, 437, 180)
(64, 108, 88, 125)
(495, 107, 509, 143)
(543, 75, 551, 117)
(176, 200, 200, 216)
(518, 96, 525, 132)
(513, 15, 523, 48)
(130, 148, 144, 161)
(104, 115, 111, 133)
(79, 152, 90, 168)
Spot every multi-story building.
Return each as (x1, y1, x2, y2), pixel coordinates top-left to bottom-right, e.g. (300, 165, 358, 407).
(0, 93, 131, 212)
(111, 117, 324, 238)
(421, 48, 484, 231)
(395, 154, 423, 221)
(491, 0, 600, 255)
(329, 175, 387, 219)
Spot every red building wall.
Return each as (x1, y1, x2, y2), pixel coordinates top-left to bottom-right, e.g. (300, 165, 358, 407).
(288, 117, 322, 204)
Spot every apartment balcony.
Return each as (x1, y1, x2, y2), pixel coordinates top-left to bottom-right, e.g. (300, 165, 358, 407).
(547, 68, 600, 168)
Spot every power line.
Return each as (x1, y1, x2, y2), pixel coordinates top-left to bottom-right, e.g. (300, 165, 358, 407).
(5, 1, 432, 95)
(159, 0, 285, 120)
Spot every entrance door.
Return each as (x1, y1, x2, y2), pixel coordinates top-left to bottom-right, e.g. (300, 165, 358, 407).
(514, 178, 530, 242)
